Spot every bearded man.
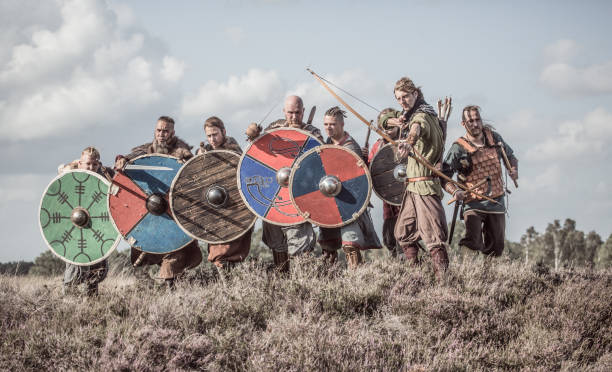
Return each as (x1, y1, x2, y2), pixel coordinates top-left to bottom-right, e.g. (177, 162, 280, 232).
(442, 105, 518, 257)
(318, 106, 382, 268)
(251, 95, 324, 272)
(196, 116, 253, 271)
(114, 116, 202, 289)
(59, 146, 114, 296)
(379, 77, 449, 279)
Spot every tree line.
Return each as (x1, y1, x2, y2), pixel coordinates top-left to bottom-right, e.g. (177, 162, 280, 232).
(3, 217, 610, 276)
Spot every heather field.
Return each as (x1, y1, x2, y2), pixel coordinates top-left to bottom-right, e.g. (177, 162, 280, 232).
(1, 257, 611, 371)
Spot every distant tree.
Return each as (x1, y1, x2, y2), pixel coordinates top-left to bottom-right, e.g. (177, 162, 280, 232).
(28, 250, 65, 276)
(584, 231, 603, 268)
(545, 220, 562, 270)
(0, 261, 34, 276)
(520, 226, 541, 266)
(596, 233, 612, 269)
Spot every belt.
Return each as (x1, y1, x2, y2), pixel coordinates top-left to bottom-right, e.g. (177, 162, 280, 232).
(405, 176, 436, 183)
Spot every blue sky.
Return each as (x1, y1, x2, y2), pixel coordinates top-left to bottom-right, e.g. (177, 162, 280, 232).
(1, 0, 611, 261)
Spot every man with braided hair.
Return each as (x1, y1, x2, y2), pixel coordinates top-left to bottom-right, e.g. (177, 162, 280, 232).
(318, 106, 382, 268)
(59, 146, 114, 296)
(196, 116, 253, 271)
(252, 95, 324, 272)
(379, 77, 449, 278)
(441, 105, 518, 257)
(115, 116, 202, 289)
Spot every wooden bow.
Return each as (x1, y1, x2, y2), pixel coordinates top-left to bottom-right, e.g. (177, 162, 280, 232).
(306, 68, 499, 204)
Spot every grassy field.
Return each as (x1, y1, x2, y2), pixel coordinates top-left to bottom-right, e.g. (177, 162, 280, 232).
(1, 256, 611, 371)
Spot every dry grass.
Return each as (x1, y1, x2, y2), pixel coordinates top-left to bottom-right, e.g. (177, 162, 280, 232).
(1, 257, 611, 371)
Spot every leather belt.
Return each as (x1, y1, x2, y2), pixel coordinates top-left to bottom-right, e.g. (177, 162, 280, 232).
(406, 176, 436, 183)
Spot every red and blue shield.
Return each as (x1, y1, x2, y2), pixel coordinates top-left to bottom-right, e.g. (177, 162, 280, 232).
(108, 154, 194, 254)
(289, 145, 372, 228)
(238, 128, 322, 226)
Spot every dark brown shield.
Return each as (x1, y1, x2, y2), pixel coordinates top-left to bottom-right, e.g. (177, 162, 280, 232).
(369, 143, 404, 206)
(169, 150, 256, 244)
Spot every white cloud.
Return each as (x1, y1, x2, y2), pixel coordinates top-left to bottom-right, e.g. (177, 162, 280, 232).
(161, 56, 185, 82)
(540, 39, 612, 96)
(543, 39, 578, 63)
(526, 107, 612, 161)
(0, 0, 185, 142)
(181, 68, 284, 122)
(225, 27, 245, 44)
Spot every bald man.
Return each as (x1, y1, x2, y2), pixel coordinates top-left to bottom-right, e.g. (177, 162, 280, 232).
(260, 96, 324, 272)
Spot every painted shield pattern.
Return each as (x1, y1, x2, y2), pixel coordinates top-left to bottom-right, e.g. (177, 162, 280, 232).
(289, 145, 372, 228)
(369, 142, 405, 206)
(238, 128, 322, 226)
(170, 150, 256, 244)
(39, 170, 121, 266)
(108, 154, 193, 254)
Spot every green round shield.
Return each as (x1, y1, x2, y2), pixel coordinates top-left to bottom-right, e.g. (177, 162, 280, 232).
(39, 170, 120, 266)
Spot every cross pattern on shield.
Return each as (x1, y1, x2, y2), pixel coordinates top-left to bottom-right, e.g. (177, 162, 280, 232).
(238, 128, 322, 226)
(369, 142, 405, 206)
(108, 154, 193, 254)
(39, 170, 121, 265)
(289, 145, 372, 228)
(170, 150, 256, 244)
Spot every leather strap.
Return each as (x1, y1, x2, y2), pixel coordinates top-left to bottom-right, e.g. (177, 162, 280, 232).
(406, 176, 436, 183)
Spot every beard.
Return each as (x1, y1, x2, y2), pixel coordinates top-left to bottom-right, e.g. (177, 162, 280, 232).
(152, 138, 171, 154)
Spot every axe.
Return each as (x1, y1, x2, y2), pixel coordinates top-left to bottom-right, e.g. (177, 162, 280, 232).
(307, 106, 316, 125)
(498, 141, 518, 188)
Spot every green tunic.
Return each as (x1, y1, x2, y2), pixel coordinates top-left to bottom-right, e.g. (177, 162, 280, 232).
(380, 109, 444, 198)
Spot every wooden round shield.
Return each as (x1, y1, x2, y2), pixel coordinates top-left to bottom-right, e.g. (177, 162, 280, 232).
(169, 150, 256, 244)
(369, 142, 405, 206)
(289, 145, 372, 228)
(39, 170, 121, 266)
(238, 128, 322, 226)
(108, 154, 193, 254)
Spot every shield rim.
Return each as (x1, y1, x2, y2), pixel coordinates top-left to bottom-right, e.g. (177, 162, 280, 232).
(369, 142, 403, 206)
(288, 144, 373, 228)
(108, 153, 194, 254)
(237, 127, 322, 226)
(39, 169, 121, 266)
(169, 150, 257, 244)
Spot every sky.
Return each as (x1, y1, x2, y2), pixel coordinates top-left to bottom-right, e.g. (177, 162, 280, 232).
(1, 0, 611, 261)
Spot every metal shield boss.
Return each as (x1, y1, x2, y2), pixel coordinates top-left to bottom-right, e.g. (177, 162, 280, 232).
(39, 170, 121, 265)
(170, 150, 256, 243)
(108, 154, 193, 254)
(369, 142, 405, 206)
(238, 128, 322, 225)
(289, 145, 372, 228)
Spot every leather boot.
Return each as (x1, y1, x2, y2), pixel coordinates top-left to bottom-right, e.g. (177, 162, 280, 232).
(342, 245, 363, 269)
(321, 249, 338, 265)
(402, 244, 420, 266)
(272, 251, 290, 273)
(431, 245, 449, 281)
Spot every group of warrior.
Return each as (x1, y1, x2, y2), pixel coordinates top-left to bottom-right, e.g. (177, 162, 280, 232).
(59, 75, 518, 295)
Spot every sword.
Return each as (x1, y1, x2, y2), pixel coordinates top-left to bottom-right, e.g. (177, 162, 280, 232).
(448, 200, 462, 245)
(124, 164, 174, 171)
(307, 106, 316, 125)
